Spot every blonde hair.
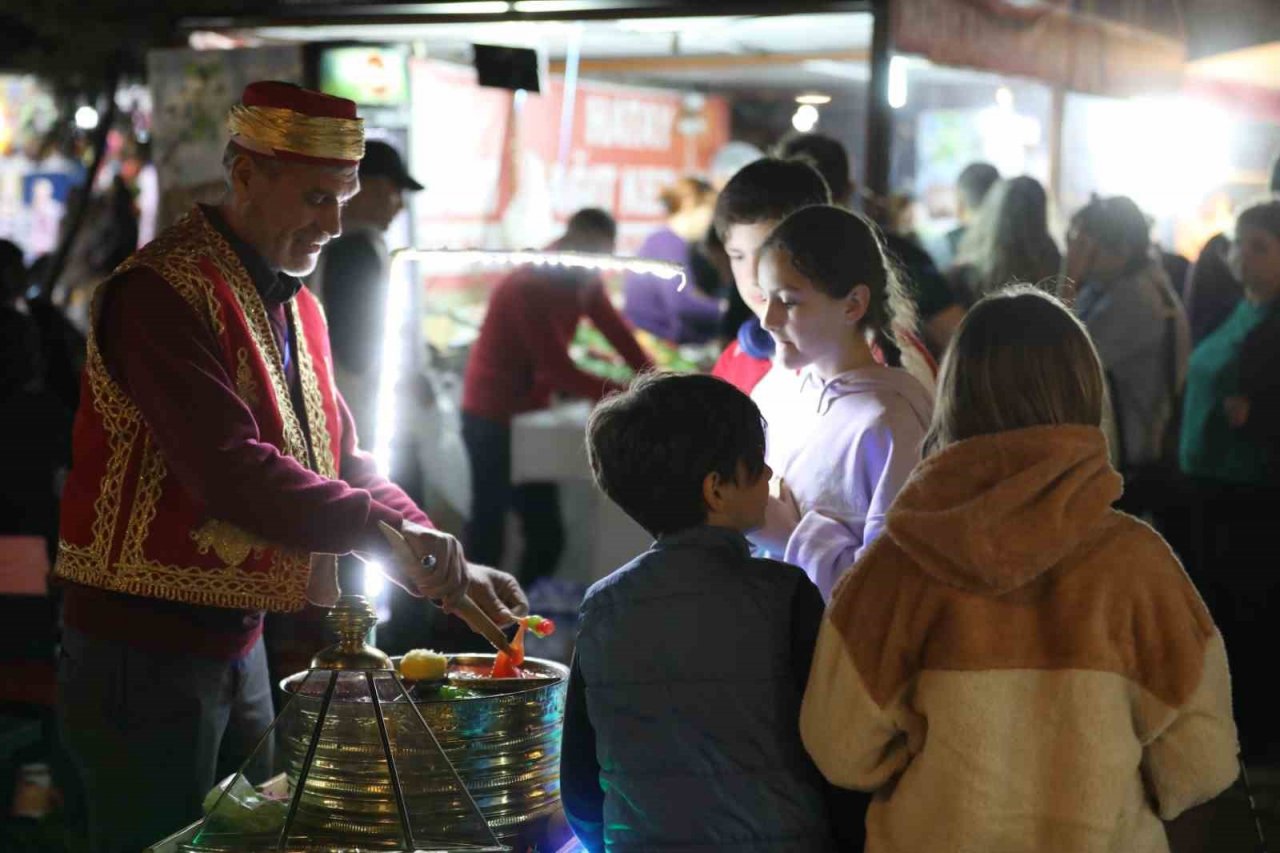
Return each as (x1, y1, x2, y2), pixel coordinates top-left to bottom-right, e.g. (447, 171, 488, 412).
(924, 285, 1105, 456)
(659, 176, 715, 216)
(954, 177, 1062, 298)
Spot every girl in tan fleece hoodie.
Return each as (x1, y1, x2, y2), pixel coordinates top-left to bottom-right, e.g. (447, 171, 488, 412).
(800, 286, 1239, 853)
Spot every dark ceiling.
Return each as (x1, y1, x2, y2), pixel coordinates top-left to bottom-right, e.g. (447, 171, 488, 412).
(4, 0, 1280, 86)
(1182, 0, 1280, 59)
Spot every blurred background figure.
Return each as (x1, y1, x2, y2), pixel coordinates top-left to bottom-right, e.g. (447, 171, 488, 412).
(1179, 198, 1280, 764)
(276, 140, 425, 672)
(708, 141, 765, 344)
(708, 142, 765, 193)
(462, 209, 652, 589)
(1185, 233, 1241, 347)
(1179, 159, 1280, 346)
(46, 175, 139, 332)
(20, 255, 85, 418)
(777, 132, 961, 359)
(883, 193, 922, 246)
(950, 176, 1062, 305)
(314, 140, 425, 447)
(0, 237, 71, 739)
(1066, 195, 1189, 478)
(943, 161, 1000, 268)
(623, 176, 722, 345)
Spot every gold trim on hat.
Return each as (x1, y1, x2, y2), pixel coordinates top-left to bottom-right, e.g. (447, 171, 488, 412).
(227, 104, 365, 163)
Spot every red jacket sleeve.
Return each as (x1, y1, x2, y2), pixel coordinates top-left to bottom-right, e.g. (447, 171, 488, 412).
(511, 278, 628, 402)
(97, 268, 406, 556)
(584, 282, 655, 374)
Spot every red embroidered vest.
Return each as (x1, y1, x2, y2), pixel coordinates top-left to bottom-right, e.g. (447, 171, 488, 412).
(55, 208, 342, 612)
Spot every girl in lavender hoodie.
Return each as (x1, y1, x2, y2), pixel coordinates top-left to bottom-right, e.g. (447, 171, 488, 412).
(749, 205, 934, 599)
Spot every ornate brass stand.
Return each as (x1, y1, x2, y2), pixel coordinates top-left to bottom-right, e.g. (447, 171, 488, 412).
(185, 595, 506, 853)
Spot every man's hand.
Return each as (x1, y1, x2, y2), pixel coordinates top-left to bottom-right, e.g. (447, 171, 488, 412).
(396, 520, 469, 608)
(465, 564, 529, 628)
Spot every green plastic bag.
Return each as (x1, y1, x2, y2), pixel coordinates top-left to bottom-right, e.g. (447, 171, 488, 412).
(201, 775, 288, 835)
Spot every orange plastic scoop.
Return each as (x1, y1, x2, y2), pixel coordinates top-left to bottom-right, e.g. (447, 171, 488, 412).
(490, 615, 556, 678)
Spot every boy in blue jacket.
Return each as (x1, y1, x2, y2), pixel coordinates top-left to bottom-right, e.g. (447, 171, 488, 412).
(561, 372, 863, 852)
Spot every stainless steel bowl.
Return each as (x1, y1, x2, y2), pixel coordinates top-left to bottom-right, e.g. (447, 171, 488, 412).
(276, 654, 568, 848)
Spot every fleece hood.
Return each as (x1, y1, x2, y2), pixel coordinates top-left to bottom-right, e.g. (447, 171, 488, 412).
(884, 425, 1122, 595)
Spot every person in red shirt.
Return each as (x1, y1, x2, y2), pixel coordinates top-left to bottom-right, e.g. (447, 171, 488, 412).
(462, 209, 653, 585)
(711, 156, 939, 394)
(54, 83, 527, 853)
(710, 159, 831, 394)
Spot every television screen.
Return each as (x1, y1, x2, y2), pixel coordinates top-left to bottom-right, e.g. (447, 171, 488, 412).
(473, 44, 541, 94)
(319, 46, 409, 106)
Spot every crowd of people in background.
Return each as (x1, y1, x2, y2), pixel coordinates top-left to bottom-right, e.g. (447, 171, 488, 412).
(3, 109, 1280, 851)
(614, 129, 1274, 778)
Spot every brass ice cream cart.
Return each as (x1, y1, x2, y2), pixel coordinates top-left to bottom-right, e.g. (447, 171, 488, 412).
(153, 595, 571, 852)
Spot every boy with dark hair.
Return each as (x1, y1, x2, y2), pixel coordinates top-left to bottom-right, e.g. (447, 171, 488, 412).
(562, 207, 618, 249)
(561, 372, 862, 852)
(710, 158, 830, 394)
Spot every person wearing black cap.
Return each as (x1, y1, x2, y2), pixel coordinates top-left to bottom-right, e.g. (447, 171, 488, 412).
(266, 140, 432, 684)
(315, 139, 424, 437)
(305, 140, 426, 615)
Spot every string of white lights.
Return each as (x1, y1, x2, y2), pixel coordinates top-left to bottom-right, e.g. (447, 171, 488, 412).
(391, 248, 688, 292)
(364, 247, 687, 599)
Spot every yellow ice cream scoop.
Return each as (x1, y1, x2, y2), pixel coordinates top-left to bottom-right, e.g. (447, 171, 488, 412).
(399, 649, 448, 681)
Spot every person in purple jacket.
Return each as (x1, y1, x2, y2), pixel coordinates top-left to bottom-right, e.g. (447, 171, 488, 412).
(623, 176, 723, 344)
(749, 206, 934, 600)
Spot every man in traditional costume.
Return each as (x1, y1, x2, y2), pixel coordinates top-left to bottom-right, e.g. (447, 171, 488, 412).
(53, 82, 526, 853)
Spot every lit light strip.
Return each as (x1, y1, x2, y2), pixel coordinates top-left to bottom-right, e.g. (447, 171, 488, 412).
(512, 0, 662, 11)
(366, 247, 684, 601)
(388, 1, 513, 13)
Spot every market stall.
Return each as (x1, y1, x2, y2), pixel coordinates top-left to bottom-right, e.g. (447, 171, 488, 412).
(383, 248, 698, 588)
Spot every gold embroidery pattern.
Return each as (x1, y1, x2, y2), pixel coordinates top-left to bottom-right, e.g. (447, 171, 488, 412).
(118, 213, 227, 340)
(107, 437, 308, 609)
(55, 286, 146, 580)
(115, 211, 312, 607)
(227, 104, 365, 163)
(57, 545, 310, 611)
(291, 298, 338, 479)
(235, 348, 261, 409)
(118, 436, 165, 568)
(190, 518, 267, 567)
(199, 216, 312, 469)
(54, 208, 318, 612)
(54, 541, 98, 584)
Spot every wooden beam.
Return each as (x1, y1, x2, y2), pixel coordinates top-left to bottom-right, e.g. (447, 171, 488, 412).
(864, 0, 892, 212)
(549, 49, 869, 75)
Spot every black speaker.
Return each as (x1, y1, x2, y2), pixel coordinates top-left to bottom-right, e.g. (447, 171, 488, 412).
(472, 43, 541, 93)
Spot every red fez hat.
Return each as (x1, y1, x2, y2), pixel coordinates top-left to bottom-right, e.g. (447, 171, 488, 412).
(228, 81, 364, 167)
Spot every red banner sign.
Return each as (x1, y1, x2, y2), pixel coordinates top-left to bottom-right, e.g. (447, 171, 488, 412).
(409, 58, 729, 253)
